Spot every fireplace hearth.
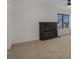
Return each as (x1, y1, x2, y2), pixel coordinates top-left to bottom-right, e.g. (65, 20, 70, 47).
(39, 22, 58, 40)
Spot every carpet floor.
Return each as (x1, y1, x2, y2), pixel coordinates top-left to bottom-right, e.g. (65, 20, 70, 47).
(8, 35, 71, 59)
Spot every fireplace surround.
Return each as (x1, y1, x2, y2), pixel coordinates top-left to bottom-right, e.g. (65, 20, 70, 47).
(39, 22, 58, 40)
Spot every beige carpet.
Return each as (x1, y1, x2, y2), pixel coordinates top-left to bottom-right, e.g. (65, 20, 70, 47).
(8, 35, 71, 59)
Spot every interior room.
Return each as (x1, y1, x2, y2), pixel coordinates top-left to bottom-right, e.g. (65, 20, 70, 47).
(7, 0, 71, 59)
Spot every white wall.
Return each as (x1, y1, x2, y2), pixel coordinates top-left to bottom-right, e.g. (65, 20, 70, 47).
(7, 0, 71, 46)
(12, 0, 71, 44)
(12, 0, 57, 44)
(7, 0, 13, 49)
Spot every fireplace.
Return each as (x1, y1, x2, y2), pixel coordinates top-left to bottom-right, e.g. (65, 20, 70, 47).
(39, 22, 58, 40)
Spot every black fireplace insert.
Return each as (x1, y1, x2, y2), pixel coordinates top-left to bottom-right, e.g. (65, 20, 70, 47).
(39, 22, 58, 40)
